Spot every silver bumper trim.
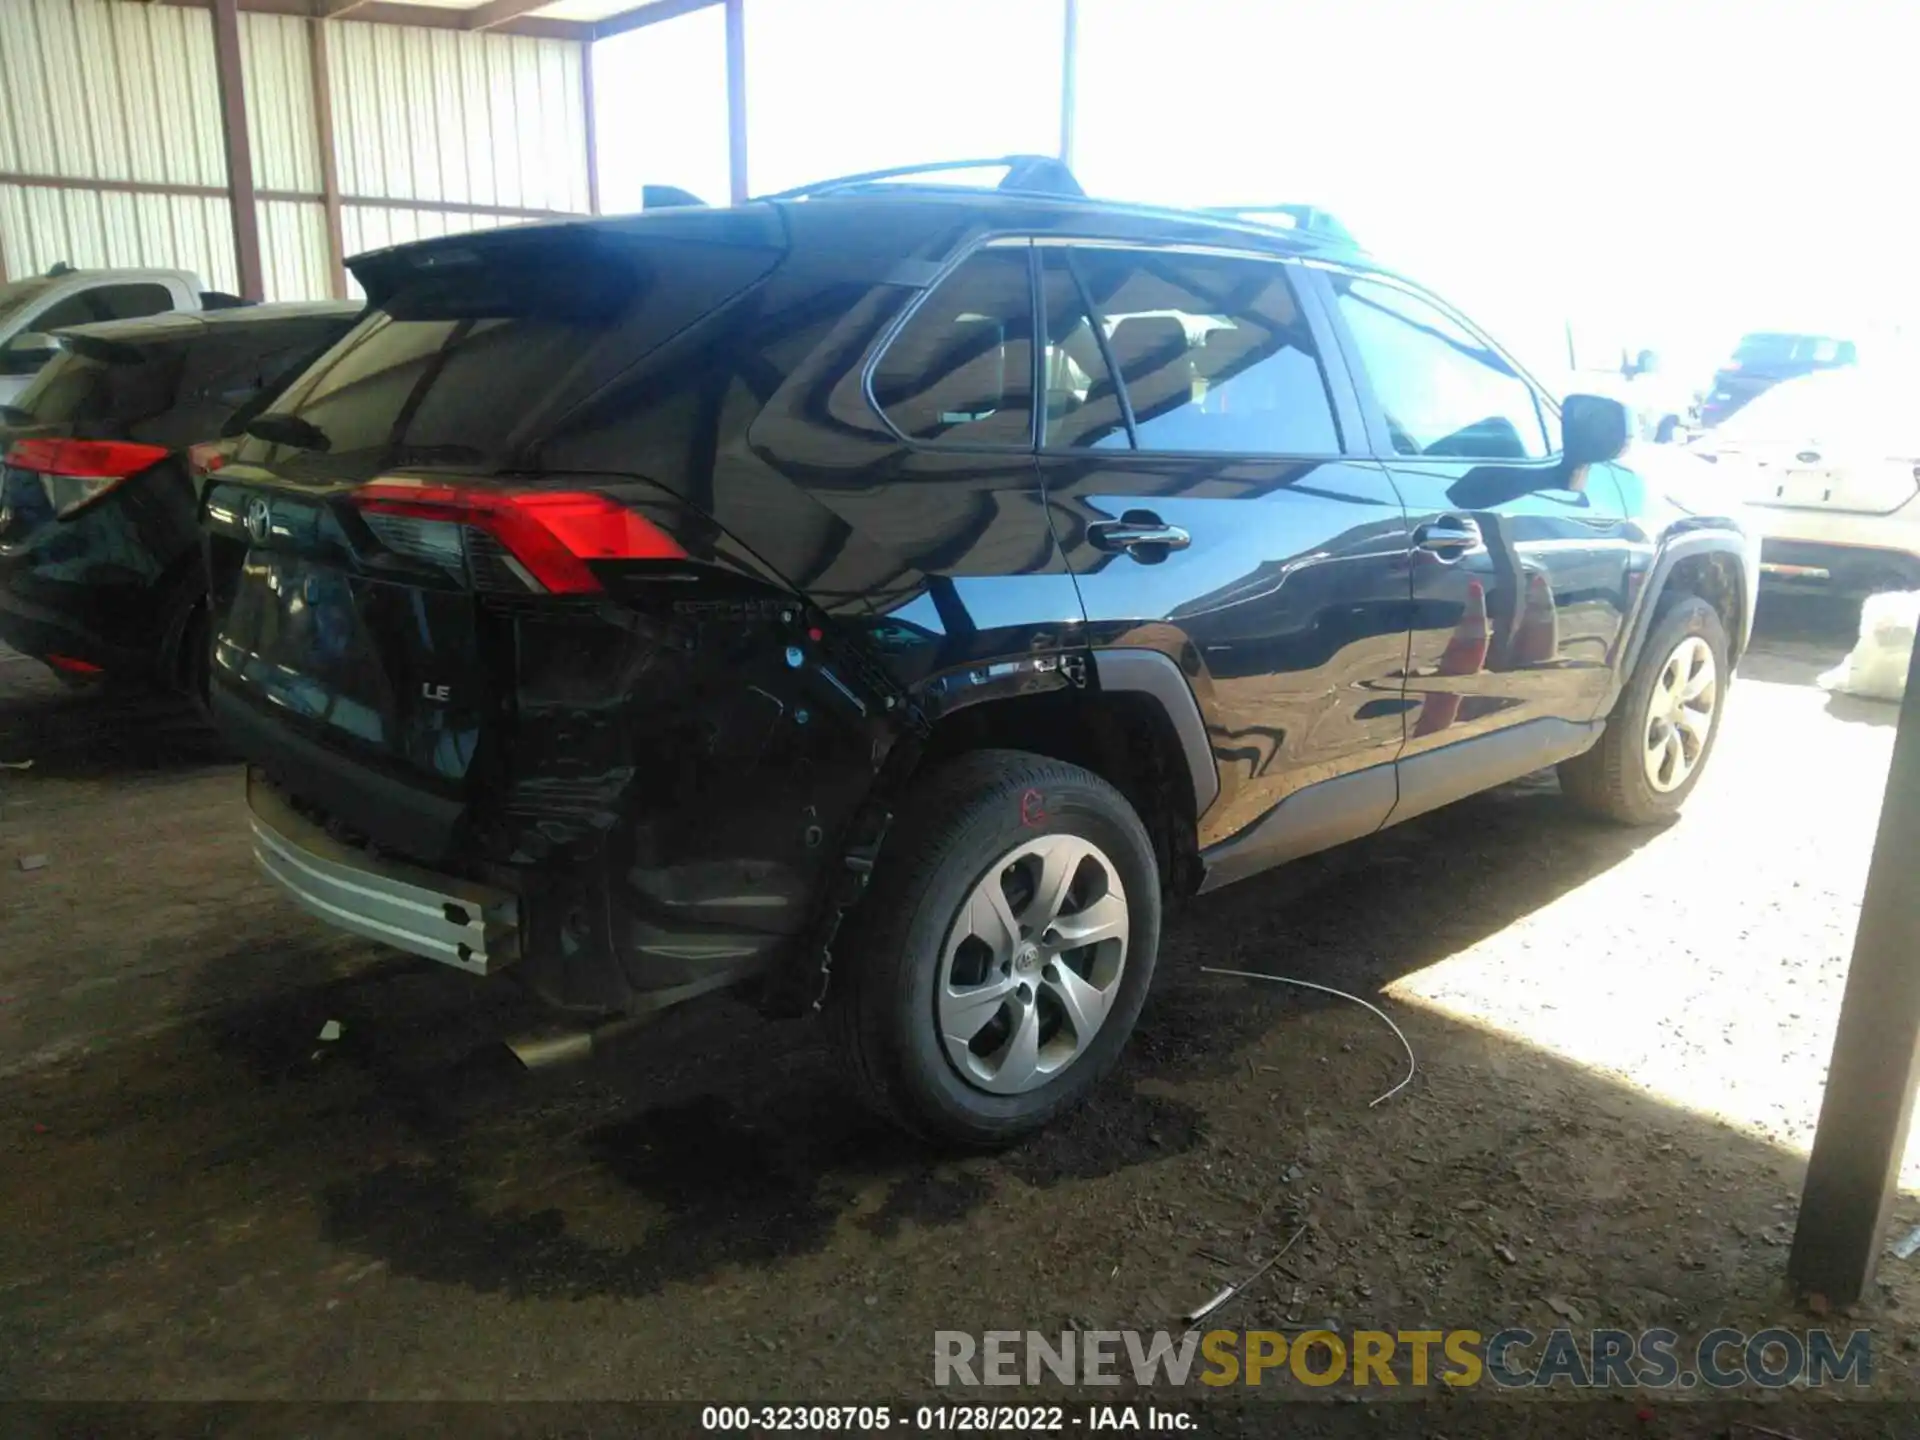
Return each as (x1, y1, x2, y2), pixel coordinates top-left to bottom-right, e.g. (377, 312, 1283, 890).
(246, 773, 519, 975)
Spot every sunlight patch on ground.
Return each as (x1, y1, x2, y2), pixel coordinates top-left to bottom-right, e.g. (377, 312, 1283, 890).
(1387, 673, 1911, 1179)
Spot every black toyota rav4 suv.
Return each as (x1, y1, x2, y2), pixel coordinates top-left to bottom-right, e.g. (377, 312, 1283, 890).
(202, 159, 1759, 1145)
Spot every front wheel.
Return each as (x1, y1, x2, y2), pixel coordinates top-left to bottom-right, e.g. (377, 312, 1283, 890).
(830, 750, 1161, 1148)
(1559, 595, 1730, 824)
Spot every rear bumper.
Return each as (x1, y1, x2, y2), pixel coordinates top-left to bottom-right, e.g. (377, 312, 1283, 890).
(213, 683, 467, 865)
(247, 768, 520, 975)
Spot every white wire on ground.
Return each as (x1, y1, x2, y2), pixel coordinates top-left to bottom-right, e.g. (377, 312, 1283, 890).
(1199, 966, 1417, 1108)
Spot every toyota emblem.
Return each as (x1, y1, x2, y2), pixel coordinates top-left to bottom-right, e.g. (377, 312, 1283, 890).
(243, 495, 272, 545)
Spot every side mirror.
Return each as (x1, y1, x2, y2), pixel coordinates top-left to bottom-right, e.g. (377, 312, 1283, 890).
(1562, 393, 1630, 467)
(0, 332, 57, 377)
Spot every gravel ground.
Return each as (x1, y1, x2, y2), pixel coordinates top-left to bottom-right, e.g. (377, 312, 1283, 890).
(3, 595, 1918, 1422)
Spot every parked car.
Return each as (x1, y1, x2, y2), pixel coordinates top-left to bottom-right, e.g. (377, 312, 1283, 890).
(0, 301, 361, 691)
(1698, 330, 1856, 429)
(0, 264, 243, 406)
(1691, 366, 1920, 594)
(200, 158, 1759, 1145)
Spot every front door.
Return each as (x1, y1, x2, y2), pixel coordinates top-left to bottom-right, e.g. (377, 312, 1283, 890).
(1033, 243, 1414, 873)
(1315, 270, 1635, 771)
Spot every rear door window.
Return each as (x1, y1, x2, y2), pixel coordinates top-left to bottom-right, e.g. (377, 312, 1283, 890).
(1039, 250, 1127, 450)
(90, 282, 175, 320)
(1067, 248, 1342, 456)
(870, 248, 1034, 447)
(26, 293, 97, 332)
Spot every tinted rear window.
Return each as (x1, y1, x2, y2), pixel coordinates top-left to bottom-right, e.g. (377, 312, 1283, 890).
(8, 317, 353, 430)
(9, 345, 184, 428)
(253, 232, 779, 473)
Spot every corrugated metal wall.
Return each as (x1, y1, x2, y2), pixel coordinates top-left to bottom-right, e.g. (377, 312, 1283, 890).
(240, 13, 332, 301)
(1, 0, 589, 301)
(0, 0, 238, 291)
(330, 24, 589, 216)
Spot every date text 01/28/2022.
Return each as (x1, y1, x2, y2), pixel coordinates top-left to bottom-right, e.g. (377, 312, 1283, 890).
(700, 1404, 1194, 1431)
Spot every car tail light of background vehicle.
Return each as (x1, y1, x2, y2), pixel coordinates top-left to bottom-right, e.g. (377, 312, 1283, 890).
(350, 479, 686, 594)
(3, 438, 172, 518)
(187, 442, 230, 478)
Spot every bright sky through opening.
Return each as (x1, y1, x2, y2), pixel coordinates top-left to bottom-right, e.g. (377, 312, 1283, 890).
(594, 0, 1917, 390)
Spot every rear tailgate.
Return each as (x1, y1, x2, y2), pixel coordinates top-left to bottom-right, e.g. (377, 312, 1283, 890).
(203, 215, 787, 862)
(1729, 441, 1920, 518)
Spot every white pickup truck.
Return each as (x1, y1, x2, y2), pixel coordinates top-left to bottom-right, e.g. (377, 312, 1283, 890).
(0, 265, 235, 407)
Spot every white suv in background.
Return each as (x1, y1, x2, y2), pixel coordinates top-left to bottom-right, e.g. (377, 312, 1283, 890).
(0, 266, 215, 406)
(1692, 366, 1920, 594)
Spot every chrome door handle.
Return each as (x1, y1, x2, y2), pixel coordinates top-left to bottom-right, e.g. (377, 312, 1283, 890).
(1089, 519, 1192, 554)
(1415, 516, 1482, 552)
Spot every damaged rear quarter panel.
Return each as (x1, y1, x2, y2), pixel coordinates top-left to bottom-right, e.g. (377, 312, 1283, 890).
(482, 539, 913, 1013)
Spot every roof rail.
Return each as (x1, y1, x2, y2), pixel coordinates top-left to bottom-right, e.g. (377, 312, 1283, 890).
(762, 155, 1086, 202)
(1197, 204, 1361, 249)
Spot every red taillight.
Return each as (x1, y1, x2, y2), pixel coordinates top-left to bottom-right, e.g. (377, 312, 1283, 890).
(5, 438, 172, 518)
(352, 481, 685, 594)
(187, 442, 229, 477)
(46, 652, 103, 675)
(6, 438, 171, 478)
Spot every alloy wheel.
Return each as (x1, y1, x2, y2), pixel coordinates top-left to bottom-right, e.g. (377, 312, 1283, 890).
(936, 834, 1130, 1095)
(1643, 634, 1718, 793)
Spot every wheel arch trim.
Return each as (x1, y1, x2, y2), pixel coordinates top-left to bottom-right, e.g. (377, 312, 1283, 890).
(1091, 647, 1220, 821)
(1612, 528, 1756, 709)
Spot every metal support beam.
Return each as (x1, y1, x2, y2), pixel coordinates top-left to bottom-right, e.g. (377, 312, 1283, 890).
(210, 0, 266, 301)
(593, 0, 724, 43)
(582, 41, 602, 214)
(1059, 0, 1078, 169)
(724, 0, 748, 204)
(1, 174, 577, 221)
(155, 0, 594, 45)
(307, 18, 349, 298)
(1789, 624, 1920, 1306)
(465, 0, 556, 31)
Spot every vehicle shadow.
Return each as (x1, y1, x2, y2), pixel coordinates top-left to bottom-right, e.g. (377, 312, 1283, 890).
(0, 653, 228, 777)
(4, 758, 1894, 1398)
(73, 760, 1653, 1311)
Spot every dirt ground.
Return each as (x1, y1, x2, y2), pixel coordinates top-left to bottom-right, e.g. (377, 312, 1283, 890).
(3, 595, 1918, 1422)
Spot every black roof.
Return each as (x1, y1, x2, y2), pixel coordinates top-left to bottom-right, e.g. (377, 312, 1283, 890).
(344, 158, 1380, 290)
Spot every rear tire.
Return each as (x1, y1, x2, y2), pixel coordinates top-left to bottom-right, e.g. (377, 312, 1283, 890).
(1559, 595, 1730, 824)
(830, 750, 1160, 1148)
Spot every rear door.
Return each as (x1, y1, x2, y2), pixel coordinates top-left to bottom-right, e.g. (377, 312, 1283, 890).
(1315, 268, 1635, 760)
(1034, 241, 1414, 861)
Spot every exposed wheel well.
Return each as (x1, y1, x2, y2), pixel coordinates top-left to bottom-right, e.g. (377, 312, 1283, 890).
(1659, 551, 1746, 664)
(912, 689, 1201, 896)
